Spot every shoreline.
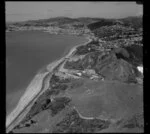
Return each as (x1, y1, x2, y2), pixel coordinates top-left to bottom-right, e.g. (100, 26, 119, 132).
(6, 34, 92, 132)
(6, 72, 52, 133)
(6, 72, 49, 129)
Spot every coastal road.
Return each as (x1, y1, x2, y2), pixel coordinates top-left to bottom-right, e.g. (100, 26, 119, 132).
(6, 72, 50, 132)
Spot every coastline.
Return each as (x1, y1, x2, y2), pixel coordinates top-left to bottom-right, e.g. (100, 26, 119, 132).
(6, 72, 52, 133)
(6, 72, 49, 129)
(6, 34, 92, 132)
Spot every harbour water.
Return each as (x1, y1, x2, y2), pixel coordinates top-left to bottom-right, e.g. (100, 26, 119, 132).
(6, 30, 87, 115)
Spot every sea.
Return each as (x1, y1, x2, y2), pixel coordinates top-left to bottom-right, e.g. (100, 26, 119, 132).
(6, 30, 87, 115)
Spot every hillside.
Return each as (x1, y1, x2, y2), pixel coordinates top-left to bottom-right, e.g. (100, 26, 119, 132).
(7, 16, 143, 133)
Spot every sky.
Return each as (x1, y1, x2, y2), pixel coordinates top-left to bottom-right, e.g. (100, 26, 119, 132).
(6, 2, 143, 22)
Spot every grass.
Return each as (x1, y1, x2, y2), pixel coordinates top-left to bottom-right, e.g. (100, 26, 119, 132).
(66, 79, 143, 120)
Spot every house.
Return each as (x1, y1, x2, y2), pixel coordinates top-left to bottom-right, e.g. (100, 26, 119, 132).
(76, 72, 82, 76)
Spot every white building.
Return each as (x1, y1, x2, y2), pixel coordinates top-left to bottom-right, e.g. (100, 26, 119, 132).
(137, 66, 143, 74)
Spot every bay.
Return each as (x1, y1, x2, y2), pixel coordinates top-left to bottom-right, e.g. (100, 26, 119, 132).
(6, 30, 87, 114)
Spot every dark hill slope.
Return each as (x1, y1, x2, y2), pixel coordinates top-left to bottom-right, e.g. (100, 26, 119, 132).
(115, 45, 143, 66)
(87, 19, 116, 30)
(87, 16, 142, 31)
(119, 16, 143, 29)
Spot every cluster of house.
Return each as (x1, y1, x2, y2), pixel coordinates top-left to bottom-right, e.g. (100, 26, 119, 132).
(6, 23, 92, 36)
(74, 69, 104, 81)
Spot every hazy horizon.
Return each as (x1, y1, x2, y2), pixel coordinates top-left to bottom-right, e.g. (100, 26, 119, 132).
(6, 2, 143, 22)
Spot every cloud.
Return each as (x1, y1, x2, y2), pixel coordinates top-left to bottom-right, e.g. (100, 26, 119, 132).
(6, 13, 33, 16)
(114, 2, 135, 5)
(61, 9, 73, 17)
(47, 9, 54, 12)
(136, 1, 143, 5)
(90, 2, 105, 4)
(90, 2, 136, 5)
(64, 9, 72, 12)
